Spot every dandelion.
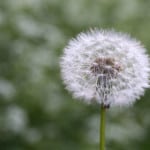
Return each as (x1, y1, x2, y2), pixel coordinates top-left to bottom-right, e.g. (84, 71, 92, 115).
(60, 29, 150, 150)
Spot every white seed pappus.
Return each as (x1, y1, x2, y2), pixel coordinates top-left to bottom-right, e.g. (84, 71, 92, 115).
(60, 29, 150, 107)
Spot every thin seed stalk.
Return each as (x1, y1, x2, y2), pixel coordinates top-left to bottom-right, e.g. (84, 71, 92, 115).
(100, 105, 106, 150)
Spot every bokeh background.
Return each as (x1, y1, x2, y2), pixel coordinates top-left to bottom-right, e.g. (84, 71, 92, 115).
(0, 0, 150, 150)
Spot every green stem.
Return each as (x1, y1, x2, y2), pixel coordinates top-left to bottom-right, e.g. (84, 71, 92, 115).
(100, 105, 106, 150)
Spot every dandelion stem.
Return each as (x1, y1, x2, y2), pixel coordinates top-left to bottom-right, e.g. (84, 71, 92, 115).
(100, 105, 106, 150)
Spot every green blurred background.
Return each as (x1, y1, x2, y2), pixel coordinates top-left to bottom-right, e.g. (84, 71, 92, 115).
(0, 0, 150, 150)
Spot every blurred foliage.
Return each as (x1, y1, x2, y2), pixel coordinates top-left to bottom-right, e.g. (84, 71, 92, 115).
(0, 0, 150, 150)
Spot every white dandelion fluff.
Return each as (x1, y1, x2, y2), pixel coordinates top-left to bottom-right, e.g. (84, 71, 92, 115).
(60, 29, 150, 107)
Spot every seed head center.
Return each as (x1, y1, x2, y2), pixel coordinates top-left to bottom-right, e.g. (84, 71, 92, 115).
(90, 57, 122, 106)
(90, 57, 121, 77)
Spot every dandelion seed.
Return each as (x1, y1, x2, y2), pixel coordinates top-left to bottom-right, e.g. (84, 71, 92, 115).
(60, 29, 150, 107)
(60, 29, 150, 150)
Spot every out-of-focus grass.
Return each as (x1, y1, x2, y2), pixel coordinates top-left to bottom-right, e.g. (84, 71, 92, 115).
(0, 0, 150, 150)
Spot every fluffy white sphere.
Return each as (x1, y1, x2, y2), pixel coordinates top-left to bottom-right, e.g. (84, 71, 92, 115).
(60, 29, 150, 107)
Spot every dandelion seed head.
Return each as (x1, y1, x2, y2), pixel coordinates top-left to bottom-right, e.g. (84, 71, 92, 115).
(60, 29, 150, 107)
